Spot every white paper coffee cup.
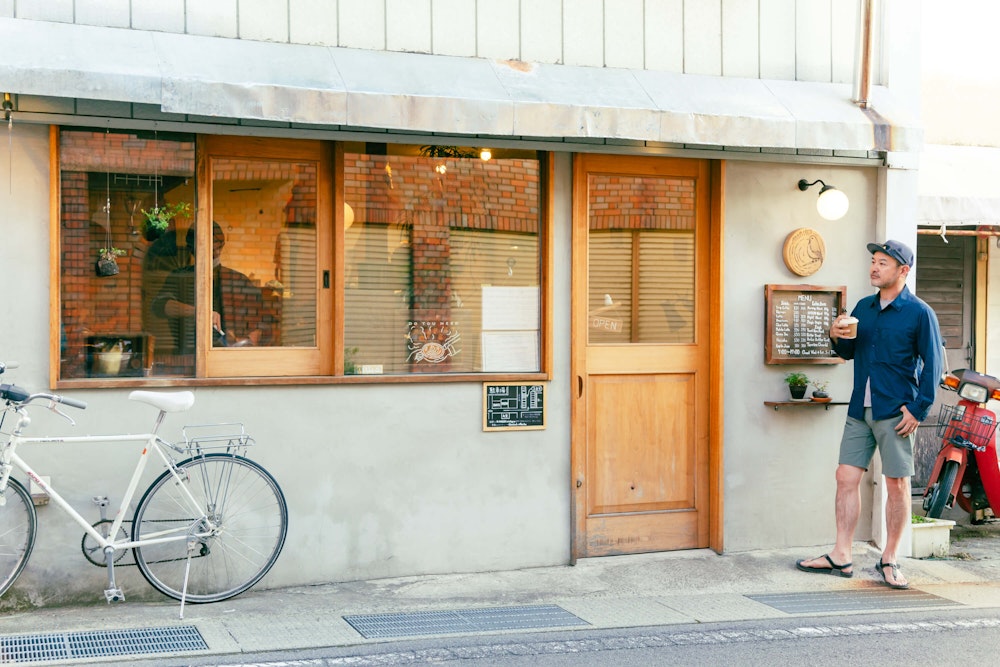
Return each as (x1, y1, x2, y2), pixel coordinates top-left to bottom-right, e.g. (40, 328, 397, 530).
(841, 316, 859, 339)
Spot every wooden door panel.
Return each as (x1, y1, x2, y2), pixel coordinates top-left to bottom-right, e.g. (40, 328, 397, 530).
(571, 154, 716, 559)
(587, 374, 696, 515)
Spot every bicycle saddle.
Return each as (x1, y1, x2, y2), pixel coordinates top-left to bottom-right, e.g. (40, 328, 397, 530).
(128, 390, 195, 412)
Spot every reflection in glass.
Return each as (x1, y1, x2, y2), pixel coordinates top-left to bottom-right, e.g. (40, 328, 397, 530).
(58, 129, 196, 378)
(210, 159, 318, 350)
(343, 149, 541, 374)
(588, 174, 695, 344)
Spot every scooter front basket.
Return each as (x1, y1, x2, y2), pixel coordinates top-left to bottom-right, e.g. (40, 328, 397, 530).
(936, 403, 997, 448)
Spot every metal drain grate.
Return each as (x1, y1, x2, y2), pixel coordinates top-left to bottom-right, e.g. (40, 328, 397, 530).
(344, 604, 590, 639)
(747, 588, 962, 614)
(0, 625, 207, 664)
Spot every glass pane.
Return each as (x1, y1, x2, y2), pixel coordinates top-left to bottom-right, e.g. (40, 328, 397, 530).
(58, 129, 196, 379)
(210, 158, 318, 349)
(587, 174, 695, 344)
(343, 148, 541, 374)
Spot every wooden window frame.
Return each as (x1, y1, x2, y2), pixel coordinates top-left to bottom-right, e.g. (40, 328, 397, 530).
(50, 127, 553, 387)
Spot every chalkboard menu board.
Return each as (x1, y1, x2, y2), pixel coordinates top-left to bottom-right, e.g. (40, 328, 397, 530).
(765, 284, 847, 365)
(483, 382, 545, 431)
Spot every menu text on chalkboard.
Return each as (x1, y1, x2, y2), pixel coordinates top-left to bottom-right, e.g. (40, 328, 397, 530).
(765, 284, 847, 365)
(483, 382, 545, 431)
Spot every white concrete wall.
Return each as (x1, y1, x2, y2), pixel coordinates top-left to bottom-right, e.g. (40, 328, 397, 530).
(0, 0, 873, 83)
(0, 125, 574, 604)
(722, 160, 879, 551)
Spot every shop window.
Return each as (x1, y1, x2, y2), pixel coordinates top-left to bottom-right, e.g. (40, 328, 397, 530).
(56, 131, 543, 383)
(343, 148, 543, 375)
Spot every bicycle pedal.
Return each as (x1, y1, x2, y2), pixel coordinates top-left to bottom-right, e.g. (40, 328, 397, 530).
(104, 588, 125, 603)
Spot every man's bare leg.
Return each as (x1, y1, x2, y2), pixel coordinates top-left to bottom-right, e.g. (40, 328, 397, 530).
(797, 464, 864, 574)
(878, 475, 911, 587)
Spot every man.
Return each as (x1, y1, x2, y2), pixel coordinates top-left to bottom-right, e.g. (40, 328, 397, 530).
(152, 222, 264, 352)
(796, 239, 943, 590)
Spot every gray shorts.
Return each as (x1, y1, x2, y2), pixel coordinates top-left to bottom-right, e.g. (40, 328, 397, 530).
(839, 408, 915, 478)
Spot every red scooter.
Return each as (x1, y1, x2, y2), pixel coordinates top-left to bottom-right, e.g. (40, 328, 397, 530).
(923, 369, 1000, 521)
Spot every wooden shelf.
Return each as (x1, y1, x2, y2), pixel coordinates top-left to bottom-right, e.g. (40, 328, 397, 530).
(764, 401, 848, 411)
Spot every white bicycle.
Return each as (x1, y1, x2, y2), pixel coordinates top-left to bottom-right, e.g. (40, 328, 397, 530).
(0, 361, 287, 614)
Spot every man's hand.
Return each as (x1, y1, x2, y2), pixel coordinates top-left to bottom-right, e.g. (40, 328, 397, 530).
(830, 314, 851, 340)
(895, 405, 920, 438)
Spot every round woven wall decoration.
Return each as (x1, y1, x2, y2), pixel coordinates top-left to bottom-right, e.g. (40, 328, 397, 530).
(782, 228, 826, 277)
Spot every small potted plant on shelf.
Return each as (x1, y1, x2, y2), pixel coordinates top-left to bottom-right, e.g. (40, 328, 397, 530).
(95, 247, 127, 277)
(140, 201, 191, 241)
(784, 371, 810, 400)
(811, 379, 831, 402)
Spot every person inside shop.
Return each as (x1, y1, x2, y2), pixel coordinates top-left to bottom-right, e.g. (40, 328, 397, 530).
(152, 222, 265, 352)
(795, 239, 943, 590)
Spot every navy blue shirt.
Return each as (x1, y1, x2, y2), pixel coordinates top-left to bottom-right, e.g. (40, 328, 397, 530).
(832, 285, 943, 422)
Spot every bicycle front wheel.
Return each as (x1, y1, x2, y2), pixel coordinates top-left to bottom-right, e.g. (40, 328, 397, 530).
(132, 454, 288, 603)
(0, 478, 37, 598)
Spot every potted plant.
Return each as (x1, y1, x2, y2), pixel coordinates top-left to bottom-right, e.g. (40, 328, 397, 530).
(784, 371, 810, 400)
(911, 513, 956, 558)
(140, 201, 191, 241)
(811, 379, 830, 399)
(95, 247, 127, 277)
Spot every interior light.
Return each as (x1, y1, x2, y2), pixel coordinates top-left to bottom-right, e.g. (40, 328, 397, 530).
(344, 203, 354, 230)
(798, 179, 849, 221)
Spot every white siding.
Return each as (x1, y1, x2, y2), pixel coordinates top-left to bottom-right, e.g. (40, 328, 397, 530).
(476, 0, 519, 60)
(132, 0, 186, 33)
(759, 0, 796, 80)
(683, 0, 722, 75)
(645, 0, 684, 72)
(521, 0, 562, 64)
(605, 0, 645, 69)
(387, 0, 431, 53)
(3, 0, 880, 84)
(289, 0, 337, 45)
(563, 0, 603, 67)
(339, 0, 386, 50)
(795, 0, 832, 81)
(432, 0, 476, 56)
(722, 0, 758, 78)
(240, 0, 289, 42)
(187, 0, 239, 39)
(76, 0, 130, 28)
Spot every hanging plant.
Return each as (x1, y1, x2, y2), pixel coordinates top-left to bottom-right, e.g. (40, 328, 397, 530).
(96, 247, 126, 277)
(140, 201, 191, 240)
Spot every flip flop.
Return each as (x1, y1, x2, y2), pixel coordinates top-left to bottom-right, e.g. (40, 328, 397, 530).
(795, 554, 854, 578)
(875, 560, 909, 589)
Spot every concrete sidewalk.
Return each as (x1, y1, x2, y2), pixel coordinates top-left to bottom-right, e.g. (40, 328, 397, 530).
(1, 524, 999, 665)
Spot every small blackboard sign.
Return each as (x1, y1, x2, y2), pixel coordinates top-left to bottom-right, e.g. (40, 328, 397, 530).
(765, 284, 847, 365)
(483, 382, 545, 431)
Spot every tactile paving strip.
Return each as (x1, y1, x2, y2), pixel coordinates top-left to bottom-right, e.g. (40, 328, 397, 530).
(747, 588, 962, 614)
(0, 625, 207, 664)
(343, 604, 590, 639)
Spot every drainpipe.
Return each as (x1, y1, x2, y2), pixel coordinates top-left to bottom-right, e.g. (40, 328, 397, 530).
(852, 0, 875, 108)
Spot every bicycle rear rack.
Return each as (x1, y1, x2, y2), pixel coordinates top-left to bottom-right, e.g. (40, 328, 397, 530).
(181, 423, 254, 455)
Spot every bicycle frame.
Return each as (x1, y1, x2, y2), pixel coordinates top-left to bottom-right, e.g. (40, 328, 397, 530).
(5, 432, 211, 556)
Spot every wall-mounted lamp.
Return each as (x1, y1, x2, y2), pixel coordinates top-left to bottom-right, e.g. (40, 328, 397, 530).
(479, 147, 492, 161)
(797, 179, 849, 221)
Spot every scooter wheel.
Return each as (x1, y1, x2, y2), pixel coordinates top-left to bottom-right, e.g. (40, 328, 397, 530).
(926, 460, 960, 518)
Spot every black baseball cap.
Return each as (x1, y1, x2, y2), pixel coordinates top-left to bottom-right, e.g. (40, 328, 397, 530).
(867, 239, 914, 268)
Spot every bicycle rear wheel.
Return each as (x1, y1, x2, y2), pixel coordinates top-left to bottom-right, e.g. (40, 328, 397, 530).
(132, 453, 287, 603)
(0, 478, 37, 597)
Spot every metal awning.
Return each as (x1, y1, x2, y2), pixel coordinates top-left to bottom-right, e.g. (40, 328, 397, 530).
(918, 144, 1000, 227)
(1, 17, 918, 152)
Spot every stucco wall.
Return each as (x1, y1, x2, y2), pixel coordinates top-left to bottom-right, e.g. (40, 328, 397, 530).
(1, 126, 574, 605)
(722, 160, 879, 551)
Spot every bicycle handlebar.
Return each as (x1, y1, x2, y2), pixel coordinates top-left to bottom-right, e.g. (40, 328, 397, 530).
(0, 384, 88, 410)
